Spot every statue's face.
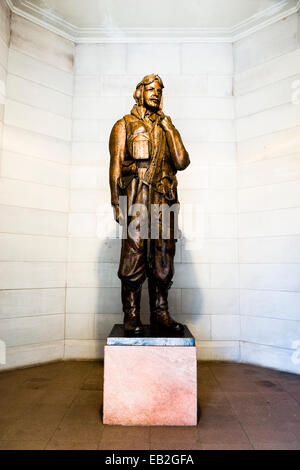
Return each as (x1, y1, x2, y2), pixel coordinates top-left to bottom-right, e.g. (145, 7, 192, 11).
(143, 80, 162, 110)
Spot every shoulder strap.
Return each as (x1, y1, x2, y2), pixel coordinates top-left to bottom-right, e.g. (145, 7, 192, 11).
(143, 123, 164, 185)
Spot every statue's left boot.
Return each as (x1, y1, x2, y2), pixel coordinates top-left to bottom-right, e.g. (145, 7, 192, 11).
(148, 280, 184, 334)
(122, 280, 144, 335)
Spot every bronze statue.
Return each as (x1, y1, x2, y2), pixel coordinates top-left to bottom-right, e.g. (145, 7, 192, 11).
(109, 74, 190, 335)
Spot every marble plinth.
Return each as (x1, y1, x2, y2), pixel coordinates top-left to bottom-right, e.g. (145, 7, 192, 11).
(107, 324, 195, 346)
(103, 328, 197, 426)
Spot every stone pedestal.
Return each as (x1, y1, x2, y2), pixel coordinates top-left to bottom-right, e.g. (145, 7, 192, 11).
(103, 325, 197, 426)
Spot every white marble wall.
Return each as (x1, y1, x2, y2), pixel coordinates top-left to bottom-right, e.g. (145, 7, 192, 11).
(1, 9, 299, 373)
(67, 41, 237, 361)
(0, 14, 74, 369)
(0, 1, 10, 163)
(0, 0, 11, 368)
(234, 12, 300, 374)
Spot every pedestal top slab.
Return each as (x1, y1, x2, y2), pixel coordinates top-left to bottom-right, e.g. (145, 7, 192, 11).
(106, 324, 195, 346)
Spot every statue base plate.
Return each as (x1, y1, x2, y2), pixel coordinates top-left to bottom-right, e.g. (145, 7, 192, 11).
(107, 323, 195, 346)
(103, 325, 197, 426)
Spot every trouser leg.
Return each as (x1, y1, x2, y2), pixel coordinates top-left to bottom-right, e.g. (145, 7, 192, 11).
(118, 235, 146, 333)
(148, 237, 175, 316)
(121, 279, 143, 333)
(148, 278, 169, 317)
(148, 238, 184, 333)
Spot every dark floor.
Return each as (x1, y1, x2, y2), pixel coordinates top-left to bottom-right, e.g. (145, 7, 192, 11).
(0, 360, 299, 450)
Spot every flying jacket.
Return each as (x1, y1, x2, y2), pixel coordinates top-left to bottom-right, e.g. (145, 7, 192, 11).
(109, 104, 190, 207)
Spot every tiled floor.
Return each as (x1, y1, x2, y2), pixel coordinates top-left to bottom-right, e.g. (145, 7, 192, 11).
(0, 360, 299, 450)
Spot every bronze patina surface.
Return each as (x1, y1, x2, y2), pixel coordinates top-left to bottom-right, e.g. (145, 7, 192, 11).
(109, 74, 190, 335)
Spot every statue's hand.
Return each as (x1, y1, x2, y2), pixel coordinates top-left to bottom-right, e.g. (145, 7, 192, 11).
(113, 204, 125, 225)
(160, 115, 174, 132)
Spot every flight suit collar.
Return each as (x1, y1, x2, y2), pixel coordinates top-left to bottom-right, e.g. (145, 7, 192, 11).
(131, 105, 161, 124)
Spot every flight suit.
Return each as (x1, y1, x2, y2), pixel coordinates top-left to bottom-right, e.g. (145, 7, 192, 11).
(109, 104, 190, 331)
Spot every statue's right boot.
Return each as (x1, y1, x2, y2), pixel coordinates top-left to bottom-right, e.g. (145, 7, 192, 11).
(122, 280, 144, 335)
(148, 279, 184, 334)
